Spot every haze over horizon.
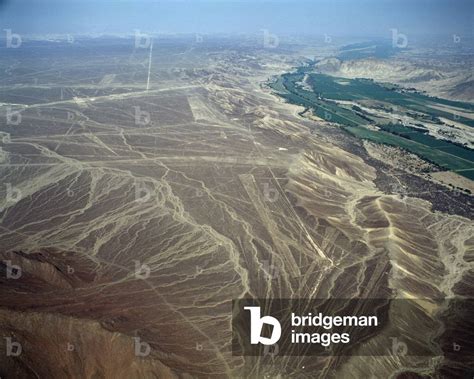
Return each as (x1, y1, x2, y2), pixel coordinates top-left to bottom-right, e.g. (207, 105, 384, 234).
(1, 0, 473, 40)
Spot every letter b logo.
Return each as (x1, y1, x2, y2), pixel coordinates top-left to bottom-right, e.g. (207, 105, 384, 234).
(244, 306, 281, 345)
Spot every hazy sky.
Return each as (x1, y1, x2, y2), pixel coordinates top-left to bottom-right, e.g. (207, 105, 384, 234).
(1, 0, 473, 38)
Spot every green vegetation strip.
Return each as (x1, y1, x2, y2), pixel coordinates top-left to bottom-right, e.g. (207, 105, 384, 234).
(270, 70, 474, 179)
(345, 126, 474, 178)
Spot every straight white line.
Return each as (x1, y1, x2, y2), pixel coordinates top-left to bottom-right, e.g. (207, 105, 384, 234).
(146, 40, 153, 91)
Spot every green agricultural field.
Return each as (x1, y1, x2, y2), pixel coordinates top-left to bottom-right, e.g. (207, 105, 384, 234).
(307, 73, 474, 127)
(280, 74, 368, 126)
(379, 124, 474, 162)
(268, 76, 289, 94)
(345, 126, 474, 177)
(269, 70, 474, 180)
